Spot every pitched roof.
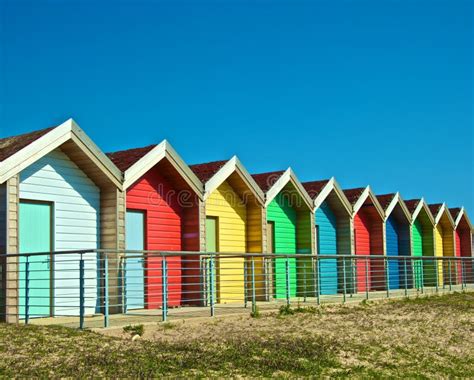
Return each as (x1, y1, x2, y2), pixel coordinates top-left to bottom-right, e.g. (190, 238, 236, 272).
(302, 179, 330, 199)
(376, 193, 396, 211)
(449, 207, 462, 220)
(107, 144, 156, 172)
(0, 127, 55, 162)
(404, 199, 421, 214)
(251, 171, 285, 193)
(343, 187, 366, 205)
(428, 203, 443, 217)
(189, 160, 229, 183)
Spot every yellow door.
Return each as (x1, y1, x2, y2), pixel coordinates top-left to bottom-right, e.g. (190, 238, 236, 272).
(206, 181, 246, 303)
(435, 225, 444, 286)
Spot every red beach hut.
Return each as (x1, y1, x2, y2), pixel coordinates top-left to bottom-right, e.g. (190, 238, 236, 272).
(108, 141, 203, 309)
(344, 186, 385, 292)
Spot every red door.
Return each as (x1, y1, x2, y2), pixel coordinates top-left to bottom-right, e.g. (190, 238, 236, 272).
(354, 212, 371, 292)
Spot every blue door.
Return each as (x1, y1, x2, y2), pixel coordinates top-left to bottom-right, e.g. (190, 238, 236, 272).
(386, 216, 400, 290)
(125, 210, 145, 310)
(316, 202, 338, 295)
(19, 201, 52, 318)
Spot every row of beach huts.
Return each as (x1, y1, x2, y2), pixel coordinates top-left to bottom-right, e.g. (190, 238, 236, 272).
(0, 119, 472, 320)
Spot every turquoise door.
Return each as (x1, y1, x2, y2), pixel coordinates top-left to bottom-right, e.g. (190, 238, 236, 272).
(19, 201, 52, 318)
(125, 210, 145, 310)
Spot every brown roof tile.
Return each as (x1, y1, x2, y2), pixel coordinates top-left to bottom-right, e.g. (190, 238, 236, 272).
(107, 145, 156, 172)
(343, 187, 366, 205)
(428, 203, 443, 217)
(302, 179, 330, 199)
(404, 199, 421, 214)
(0, 127, 55, 162)
(376, 193, 396, 211)
(449, 207, 461, 220)
(251, 171, 285, 193)
(189, 160, 229, 183)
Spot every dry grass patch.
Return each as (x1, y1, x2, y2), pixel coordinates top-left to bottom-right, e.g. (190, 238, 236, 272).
(0, 292, 472, 378)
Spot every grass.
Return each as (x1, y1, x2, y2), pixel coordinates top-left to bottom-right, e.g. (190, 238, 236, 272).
(0, 292, 472, 378)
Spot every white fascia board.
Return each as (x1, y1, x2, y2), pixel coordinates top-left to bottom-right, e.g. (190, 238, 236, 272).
(330, 178, 353, 216)
(396, 193, 412, 224)
(234, 157, 265, 205)
(385, 193, 411, 224)
(0, 119, 73, 184)
(384, 193, 398, 221)
(123, 141, 166, 189)
(0, 118, 124, 188)
(367, 187, 385, 220)
(124, 140, 204, 198)
(263, 169, 290, 206)
(413, 199, 435, 226)
(264, 168, 313, 210)
(203, 156, 265, 204)
(436, 203, 455, 228)
(352, 186, 370, 215)
(70, 120, 123, 188)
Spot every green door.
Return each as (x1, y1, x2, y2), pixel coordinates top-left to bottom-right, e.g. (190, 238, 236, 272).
(19, 201, 52, 318)
(205, 217, 218, 303)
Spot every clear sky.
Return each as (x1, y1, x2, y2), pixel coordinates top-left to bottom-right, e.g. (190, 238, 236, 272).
(1, 0, 472, 212)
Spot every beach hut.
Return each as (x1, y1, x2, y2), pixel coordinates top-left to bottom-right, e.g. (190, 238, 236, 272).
(302, 178, 352, 295)
(252, 169, 313, 299)
(0, 119, 124, 322)
(190, 157, 265, 304)
(429, 203, 455, 286)
(449, 207, 473, 283)
(344, 187, 385, 292)
(405, 199, 435, 288)
(107, 141, 203, 309)
(377, 193, 412, 290)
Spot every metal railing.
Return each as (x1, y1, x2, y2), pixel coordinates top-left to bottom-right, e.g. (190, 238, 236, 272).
(0, 250, 472, 329)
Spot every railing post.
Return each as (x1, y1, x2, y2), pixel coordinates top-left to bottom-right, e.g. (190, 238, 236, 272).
(404, 258, 408, 297)
(264, 257, 269, 302)
(315, 257, 320, 305)
(244, 260, 248, 308)
(303, 262, 307, 303)
(122, 257, 126, 313)
(435, 257, 439, 293)
(385, 257, 390, 298)
(209, 256, 215, 317)
(251, 257, 256, 314)
(161, 257, 168, 322)
(79, 255, 85, 330)
(461, 260, 466, 290)
(25, 255, 29, 325)
(285, 257, 290, 306)
(420, 259, 424, 294)
(365, 257, 369, 300)
(342, 257, 347, 304)
(104, 254, 109, 328)
(448, 259, 452, 291)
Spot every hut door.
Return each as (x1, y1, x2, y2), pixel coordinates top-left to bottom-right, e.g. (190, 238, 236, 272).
(205, 217, 218, 303)
(19, 200, 53, 318)
(125, 210, 145, 310)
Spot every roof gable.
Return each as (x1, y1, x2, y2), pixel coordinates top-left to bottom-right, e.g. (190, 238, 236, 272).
(0, 119, 123, 188)
(0, 127, 55, 162)
(190, 156, 264, 203)
(348, 186, 384, 218)
(107, 141, 203, 196)
(252, 168, 312, 209)
(381, 193, 411, 223)
(406, 198, 435, 225)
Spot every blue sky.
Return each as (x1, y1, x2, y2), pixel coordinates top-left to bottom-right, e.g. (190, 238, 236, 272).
(1, 0, 472, 212)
